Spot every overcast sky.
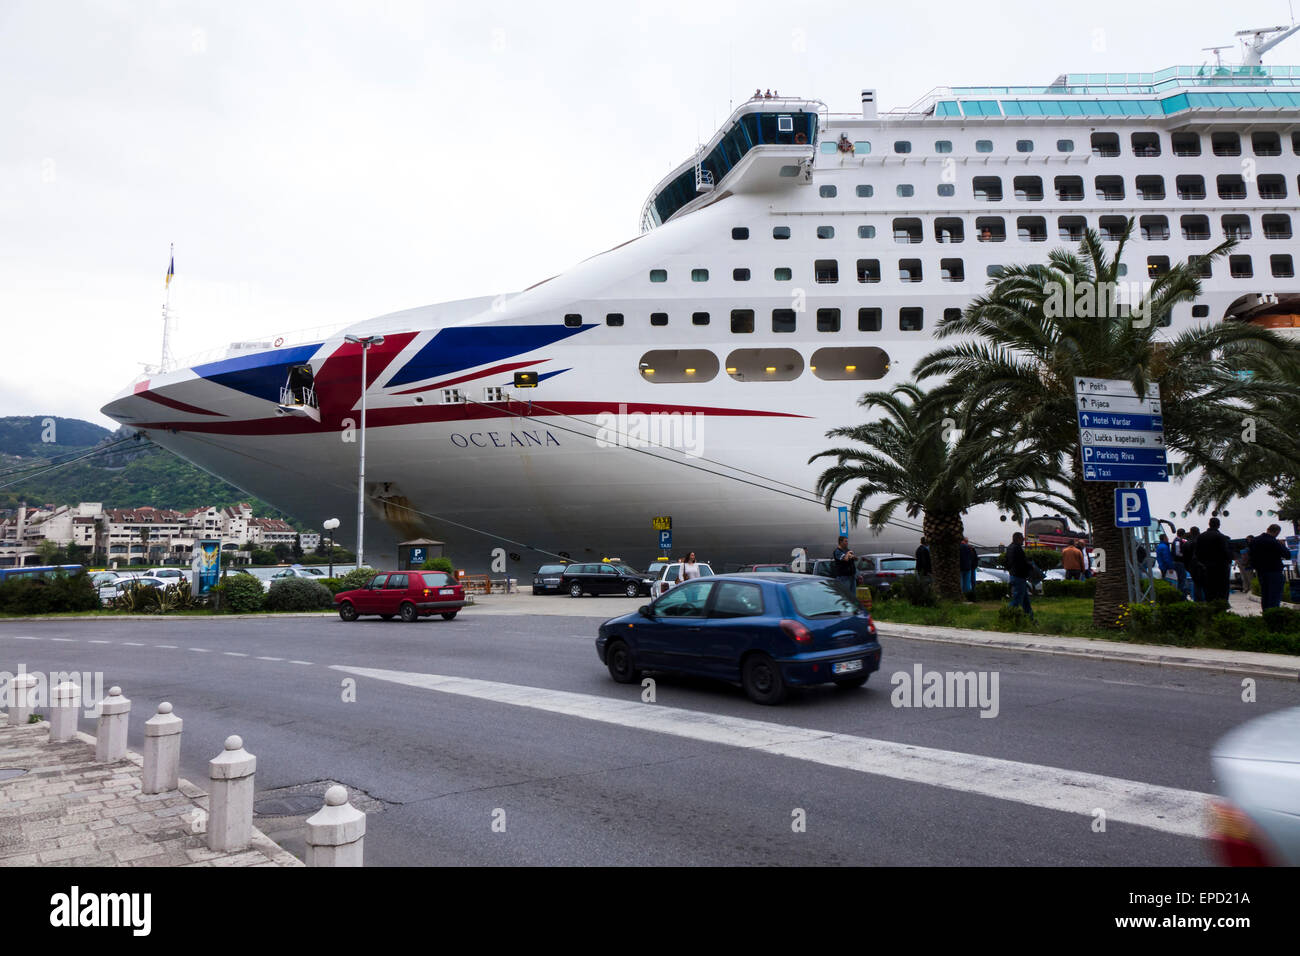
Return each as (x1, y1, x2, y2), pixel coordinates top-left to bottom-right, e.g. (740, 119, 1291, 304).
(1, 0, 1291, 428)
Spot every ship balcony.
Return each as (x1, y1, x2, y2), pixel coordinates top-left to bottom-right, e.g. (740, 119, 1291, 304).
(277, 385, 320, 422)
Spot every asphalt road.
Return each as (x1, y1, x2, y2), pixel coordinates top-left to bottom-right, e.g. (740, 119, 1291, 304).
(2, 601, 1296, 866)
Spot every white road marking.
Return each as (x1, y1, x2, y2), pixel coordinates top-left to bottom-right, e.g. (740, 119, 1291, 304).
(88, 640, 111, 644)
(223, 652, 248, 657)
(50, 638, 76, 643)
(155, 645, 177, 649)
(289, 660, 313, 666)
(122, 642, 145, 647)
(255, 656, 284, 662)
(332, 665, 1211, 839)
(189, 648, 210, 653)
(12, 636, 40, 641)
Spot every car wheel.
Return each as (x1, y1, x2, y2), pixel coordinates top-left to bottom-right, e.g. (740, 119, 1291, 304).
(624, 583, 639, 598)
(399, 602, 418, 623)
(441, 611, 458, 620)
(569, 583, 583, 598)
(338, 602, 358, 622)
(833, 673, 870, 689)
(742, 654, 787, 705)
(606, 640, 640, 683)
(380, 614, 394, 621)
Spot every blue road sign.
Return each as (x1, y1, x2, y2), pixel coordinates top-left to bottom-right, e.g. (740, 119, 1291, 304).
(837, 506, 849, 536)
(1081, 446, 1167, 466)
(410, 546, 426, 565)
(1082, 462, 1169, 483)
(1115, 488, 1152, 528)
(659, 529, 672, 550)
(1077, 411, 1163, 431)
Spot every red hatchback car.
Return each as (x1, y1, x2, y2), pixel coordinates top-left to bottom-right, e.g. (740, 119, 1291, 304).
(334, 571, 467, 623)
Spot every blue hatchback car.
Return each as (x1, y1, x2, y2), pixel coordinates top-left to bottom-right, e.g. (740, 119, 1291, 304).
(595, 572, 882, 704)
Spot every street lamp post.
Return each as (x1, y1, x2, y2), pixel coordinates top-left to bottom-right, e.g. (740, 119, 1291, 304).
(323, 518, 340, 578)
(344, 334, 384, 569)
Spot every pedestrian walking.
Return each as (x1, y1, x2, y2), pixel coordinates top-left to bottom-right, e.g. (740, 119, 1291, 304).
(1197, 517, 1234, 603)
(1155, 534, 1173, 581)
(1236, 536, 1255, 597)
(959, 538, 978, 598)
(1250, 524, 1289, 610)
(681, 552, 702, 581)
(915, 537, 932, 580)
(1005, 532, 1036, 619)
(1061, 540, 1085, 581)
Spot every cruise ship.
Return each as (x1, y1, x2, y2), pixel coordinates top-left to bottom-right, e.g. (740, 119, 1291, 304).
(103, 35, 1300, 570)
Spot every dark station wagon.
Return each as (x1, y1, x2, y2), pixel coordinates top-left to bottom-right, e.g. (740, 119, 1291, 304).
(596, 572, 881, 704)
(334, 571, 467, 622)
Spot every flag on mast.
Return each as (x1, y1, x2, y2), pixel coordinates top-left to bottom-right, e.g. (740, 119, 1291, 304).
(166, 247, 174, 288)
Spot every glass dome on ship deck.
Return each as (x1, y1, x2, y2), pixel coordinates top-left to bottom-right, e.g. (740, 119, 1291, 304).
(647, 110, 819, 227)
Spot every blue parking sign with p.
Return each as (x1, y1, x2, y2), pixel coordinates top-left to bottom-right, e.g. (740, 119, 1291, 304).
(1114, 488, 1151, 528)
(659, 530, 672, 550)
(410, 546, 426, 565)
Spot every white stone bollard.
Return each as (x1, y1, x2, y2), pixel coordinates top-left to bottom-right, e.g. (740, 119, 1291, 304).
(94, 686, 131, 762)
(50, 680, 81, 741)
(8, 673, 38, 726)
(305, 785, 366, 867)
(142, 702, 182, 794)
(208, 735, 256, 852)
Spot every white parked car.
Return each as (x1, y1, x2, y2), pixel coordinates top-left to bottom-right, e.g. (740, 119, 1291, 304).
(1209, 706, 1300, 865)
(644, 561, 714, 596)
(146, 567, 191, 585)
(263, 564, 329, 591)
(100, 575, 167, 605)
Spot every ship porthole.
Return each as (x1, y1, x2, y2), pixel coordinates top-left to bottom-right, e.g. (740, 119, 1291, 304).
(414, 395, 424, 404)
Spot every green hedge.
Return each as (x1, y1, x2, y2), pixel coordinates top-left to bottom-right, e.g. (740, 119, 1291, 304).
(1025, 548, 1063, 570)
(972, 580, 1010, 601)
(1041, 578, 1096, 598)
(1123, 600, 1300, 653)
(213, 574, 266, 614)
(267, 578, 334, 611)
(335, 567, 376, 592)
(420, 557, 456, 575)
(0, 570, 100, 615)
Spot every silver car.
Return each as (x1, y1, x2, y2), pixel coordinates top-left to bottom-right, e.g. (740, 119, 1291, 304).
(1209, 706, 1300, 866)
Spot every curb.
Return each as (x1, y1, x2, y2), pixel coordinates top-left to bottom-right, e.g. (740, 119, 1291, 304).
(873, 621, 1300, 681)
(0, 613, 336, 622)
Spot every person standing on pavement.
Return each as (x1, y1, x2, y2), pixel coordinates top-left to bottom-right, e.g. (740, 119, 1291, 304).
(1172, 528, 1189, 596)
(959, 538, 978, 598)
(681, 552, 702, 582)
(1006, 532, 1035, 618)
(832, 536, 856, 592)
(1197, 517, 1234, 603)
(1236, 536, 1255, 598)
(1250, 524, 1290, 610)
(1155, 534, 1173, 582)
(1185, 527, 1206, 601)
(1061, 540, 1085, 581)
(915, 537, 932, 581)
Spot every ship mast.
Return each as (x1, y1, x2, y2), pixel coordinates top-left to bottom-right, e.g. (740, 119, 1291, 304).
(1237, 22, 1300, 65)
(160, 243, 175, 373)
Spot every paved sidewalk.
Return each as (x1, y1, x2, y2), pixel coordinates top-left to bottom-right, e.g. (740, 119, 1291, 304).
(0, 715, 301, 867)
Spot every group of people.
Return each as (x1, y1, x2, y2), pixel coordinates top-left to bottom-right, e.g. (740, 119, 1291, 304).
(1154, 520, 1292, 609)
(751, 88, 782, 99)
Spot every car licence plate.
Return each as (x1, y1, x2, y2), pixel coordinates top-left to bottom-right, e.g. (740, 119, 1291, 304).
(832, 660, 863, 675)
(439, 588, 455, 596)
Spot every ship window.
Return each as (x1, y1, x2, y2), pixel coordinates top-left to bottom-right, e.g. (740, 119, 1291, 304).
(986, 264, 1004, 278)
(692, 312, 710, 326)
(894, 140, 912, 154)
(854, 141, 871, 154)
(1055, 176, 1084, 202)
(935, 217, 964, 243)
(935, 140, 952, 153)
(605, 313, 624, 326)
(816, 308, 841, 332)
(1262, 214, 1292, 239)
(898, 258, 922, 282)
(817, 225, 835, 239)
(1252, 132, 1281, 156)
(733, 268, 751, 281)
(1257, 175, 1286, 199)
(1135, 175, 1165, 201)
(972, 176, 1002, 201)
(649, 269, 667, 282)
(1176, 175, 1205, 200)
(441, 388, 464, 404)
(899, 308, 924, 331)
(778, 115, 794, 132)
(691, 268, 709, 282)
(820, 141, 839, 154)
(773, 226, 791, 239)
(1117, 263, 1128, 276)
(1139, 215, 1169, 240)
(730, 309, 755, 333)
(1147, 256, 1170, 278)
(975, 139, 993, 153)
(858, 308, 882, 332)
(1229, 255, 1253, 278)
(810, 347, 889, 381)
(1099, 216, 1127, 241)
(1188, 255, 1211, 278)
(819, 185, 838, 198)
(1014, 176, 1043, 201)
(940, 258, 964, 282)
(1192, 304, 1209, 318)
(779, 165, 801, 177)
(772, 309, 797, 333)
(1017, 216, 1047, 242)
(1095, 176, 1125, 201)
(732, 227, 749, 240)
(814, 259, 839, 283)
(1271, 254, 1294, 278)
(1222, 214, 1250, 240)
(1090, 132, 1119, 157)
(638, 349, 720, 384)
(1180, 214, 1210, 240)
(937, 183, 955, 197)
(726, 348, 803, 382)
(1211, 132, 1241, 156)
(774, 267, 792, 280)
(1217, 175, 1246, 200)
(1056, 139, 1074, 152)
(1171, 132, 1201, 156)
(944, 308, 962, 323)
(893, 217, 922, 243)
(1058, 216, 1087, 241)
(1131, 132, 1161, 156)
(650, 312, 668, 326)
(1015, 139, 1034, 153)
(857, 225, 876, 239)
(896, 184, 914, 198)
(856, 259, 881, 283)
(563, 314, 582, 328)
(856, 184, 874, 198)
(975, 216, 1005, 242)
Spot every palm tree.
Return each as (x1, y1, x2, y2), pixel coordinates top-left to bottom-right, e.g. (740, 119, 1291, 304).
(916, 221, 1300, 626)
(810, 382, 1077, 599)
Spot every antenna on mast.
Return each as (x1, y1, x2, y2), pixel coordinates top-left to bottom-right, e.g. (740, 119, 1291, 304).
(1202, 45, 1231, 68)
(160, 243, 175, 373)
(1235, 22, 1300, 65)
